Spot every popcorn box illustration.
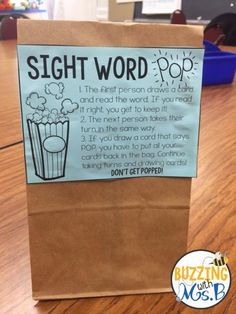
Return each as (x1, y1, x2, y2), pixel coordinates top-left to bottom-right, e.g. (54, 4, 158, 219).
(27, 119, 69, 180)
(25, 90, 78, 181)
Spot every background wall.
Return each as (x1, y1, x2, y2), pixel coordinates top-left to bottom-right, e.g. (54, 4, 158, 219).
(47, 0, 108, 20)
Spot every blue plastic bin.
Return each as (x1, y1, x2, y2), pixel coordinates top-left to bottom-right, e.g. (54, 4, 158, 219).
(203, 41, 236, 86)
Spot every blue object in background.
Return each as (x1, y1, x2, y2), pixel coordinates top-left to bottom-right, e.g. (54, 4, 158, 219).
(203, 40, 236, 86)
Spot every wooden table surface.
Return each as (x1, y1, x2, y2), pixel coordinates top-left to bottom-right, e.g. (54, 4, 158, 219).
(0, 40, 22, 148)
(0, 41, 236, 314)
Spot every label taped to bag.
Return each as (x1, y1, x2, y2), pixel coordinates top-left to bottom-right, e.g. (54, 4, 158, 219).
(17, 45, 204, 183)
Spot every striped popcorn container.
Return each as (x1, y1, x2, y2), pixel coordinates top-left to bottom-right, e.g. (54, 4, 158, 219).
(27, 119, 69, 180)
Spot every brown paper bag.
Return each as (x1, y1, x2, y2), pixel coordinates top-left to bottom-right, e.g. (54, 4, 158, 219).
(18, 20, 202, 300)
